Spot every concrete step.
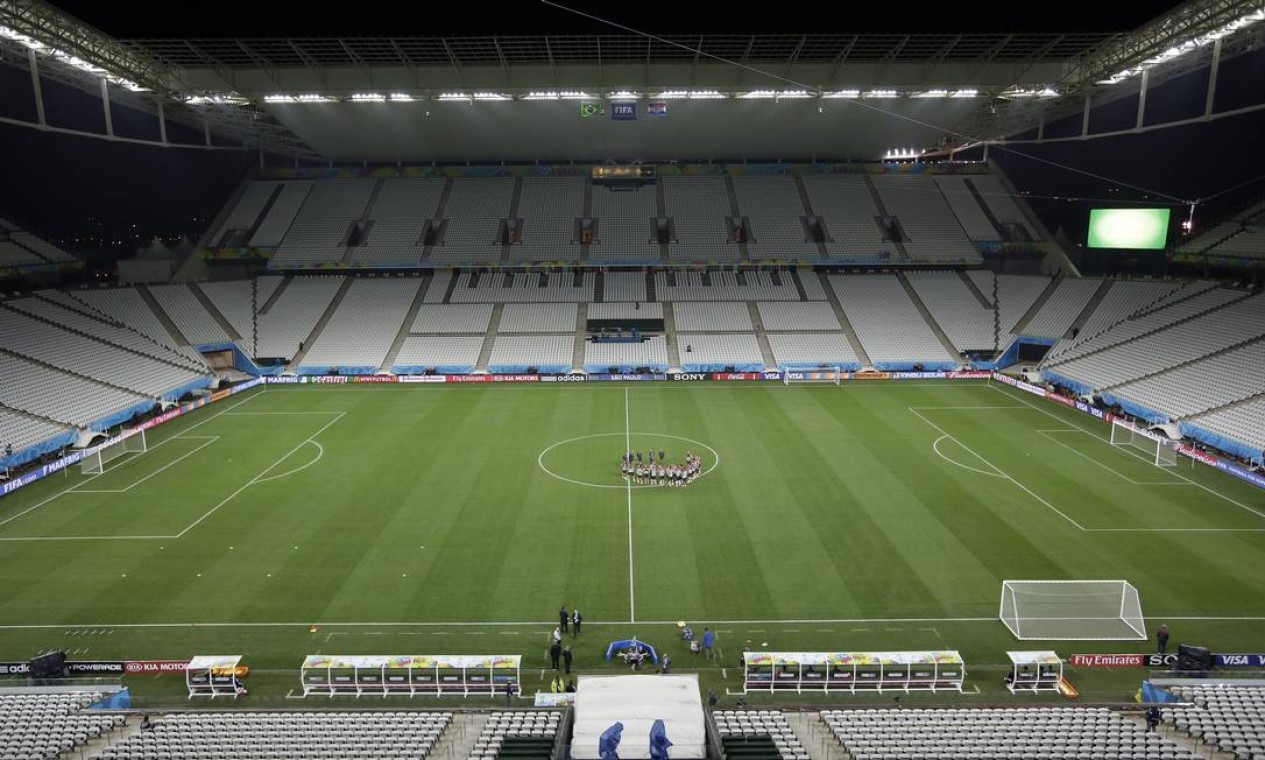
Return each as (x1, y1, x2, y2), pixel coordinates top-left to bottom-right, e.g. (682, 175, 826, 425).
(381, 274, 433, 372)
(431, 712, 491, 760)
(819, 273, 871, 367)
(287, 276, 352, 369)
(476, 303, 505, 372)
(784, 711, 850, 760)
(748, 302, 777, 370)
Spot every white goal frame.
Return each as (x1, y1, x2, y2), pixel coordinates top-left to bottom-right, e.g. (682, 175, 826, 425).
(782, 367, 843, 386)
(1000, 579, 1146, 641)
(1109, 418, 1180, 467)
(80, 430, 147, 475)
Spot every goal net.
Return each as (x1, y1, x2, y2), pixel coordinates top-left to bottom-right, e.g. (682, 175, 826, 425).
(80, 430, 147, 475)
(1109, 419, 1179, 467)
(1000, 580, 1146, 640)
(782, 367, 843, 386)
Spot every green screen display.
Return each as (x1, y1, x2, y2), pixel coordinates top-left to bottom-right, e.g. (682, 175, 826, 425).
(1087, 208, 1172, 250)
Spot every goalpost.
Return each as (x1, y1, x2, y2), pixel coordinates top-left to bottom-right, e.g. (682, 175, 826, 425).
(80, 430, 147, 475)
(1000, 580, 1146, 640)
(1109, 418, 1181, 467)
(782, 366, 843, 386)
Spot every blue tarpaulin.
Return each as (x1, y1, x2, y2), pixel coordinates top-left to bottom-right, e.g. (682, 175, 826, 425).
(600, 722, 624, 760)
(649, 719, 672, 760)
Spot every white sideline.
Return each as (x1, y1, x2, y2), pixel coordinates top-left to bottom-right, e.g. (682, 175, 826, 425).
(175, 412, 345, 538)
(1, 614, 1262, 630)
(624, 387, 635, 624)
(0, 391, 264, 531)
(908, 406, 1088, 531)
(991, 384, 1265, 523)
(1036, 429, 1186, 486)
(70, 437, 220, 494)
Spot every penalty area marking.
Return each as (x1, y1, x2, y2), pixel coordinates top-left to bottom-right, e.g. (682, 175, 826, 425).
(537, 432, 720, 490)
(254, 441, 324, 484)
(931, 436, 1006, 479)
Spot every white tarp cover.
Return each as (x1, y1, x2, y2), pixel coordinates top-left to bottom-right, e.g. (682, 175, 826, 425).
(571, 674, 706, 759)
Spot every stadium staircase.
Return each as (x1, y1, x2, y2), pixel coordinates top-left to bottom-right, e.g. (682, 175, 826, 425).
(747, 302, 778, 369)
(441, 271, 461, 303)
(422, 178, 455, 262)
(1188, 387, 1265, 424)
(793, 175, 831, 259)
(258, 275, 291, 314)
(593, 270, 604, 302)
(819, 272, 872, 367)
(1065, 279, 1115, 339)
(188, 284, 242, 341)
(1009, 276, 1062, 335)
(1103, 333, 1265, 394)
(655, 179, 670, 262)
(958, 270, 994, 308)
(573, 302, 589, 370)
(2, 301, 199, 374)
(476, 304, 505, 372)
(340, 178, 384, 264)
(789, 270, 810, 301)
(430, 712, 489, 760)
(135, 285, 192, 346)
(963, 178, 1008, 240)
(863, 176, 910, 261)
(503, 178, 524, 263)
(381, 273, 434, 372)
(287, 277, 353, 369)
(0, 400, 74, 432)
(785, 712, 851, 760)
(1045, 289, 1255, 369)
(1122, 713, 1235, 760)
(0, 347, 139, 400)
(897, 273, 961, 360)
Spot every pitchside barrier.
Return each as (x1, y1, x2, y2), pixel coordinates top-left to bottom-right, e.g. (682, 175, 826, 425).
(991, 373, 1265, 492)
(0, 379, 265, 500)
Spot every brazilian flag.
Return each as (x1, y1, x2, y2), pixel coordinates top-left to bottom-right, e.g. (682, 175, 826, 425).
(579, 100, 601, 118)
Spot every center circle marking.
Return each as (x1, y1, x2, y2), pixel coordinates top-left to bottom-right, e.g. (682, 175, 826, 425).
(537, 432, 721, 489)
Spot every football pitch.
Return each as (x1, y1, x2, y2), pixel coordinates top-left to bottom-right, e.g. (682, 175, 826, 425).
(1, 380, 1263, 701)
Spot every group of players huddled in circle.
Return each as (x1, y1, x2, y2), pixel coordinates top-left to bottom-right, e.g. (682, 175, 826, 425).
(621, 449, 703, 487)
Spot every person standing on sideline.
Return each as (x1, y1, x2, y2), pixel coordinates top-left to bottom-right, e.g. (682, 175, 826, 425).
(552, 626, 562, 645)
(563, 645, 573, 675)
(1156, 624, 1170, 654)
(1146, 706, 1161, 732)
(505, 681, 514, 705)
(572, 609, 582, 637)
(702, 628, 716, 659)
(550, 640, 562, 670)
(560, 605, 569, 634)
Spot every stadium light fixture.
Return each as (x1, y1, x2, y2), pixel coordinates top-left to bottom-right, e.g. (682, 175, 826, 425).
(738, 90, 777, 99)
(184, 93, 249, 105)
(349, 93, 387, 102)
(523, 90, 594, 100)
(473, 92, 512, 101)
(654, 90, 726, 99)
(606, 91, 641, 100)
(884, 148, 922, 160)
(437, 92, 472, 101)
(823, 90, 861, 99)
(0, 24, 147, 91)
(951, 89, 979, 98)
(1097, 8, 1265, 86)
(864, 89, 898, 98)
(914, 89, 949, 98)
(388, 93, 415, 102)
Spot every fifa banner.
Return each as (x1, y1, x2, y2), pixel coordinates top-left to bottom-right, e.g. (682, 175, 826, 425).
(0, 378, 265, 499)
(1071, 653, 1265, 668)
(992, 371, 1265, 492)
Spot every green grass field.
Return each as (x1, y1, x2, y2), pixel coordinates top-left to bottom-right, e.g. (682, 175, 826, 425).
(1, 380, 1263, 704)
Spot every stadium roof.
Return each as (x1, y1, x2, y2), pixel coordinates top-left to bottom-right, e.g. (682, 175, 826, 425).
(129, 32, 1112, 71)
(0, 0, 1261, 160)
